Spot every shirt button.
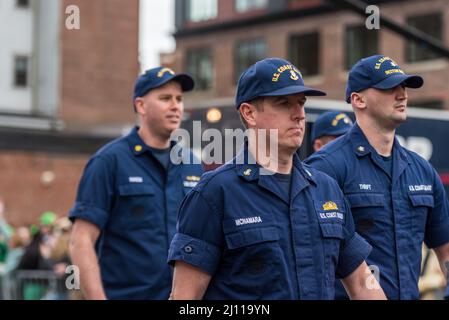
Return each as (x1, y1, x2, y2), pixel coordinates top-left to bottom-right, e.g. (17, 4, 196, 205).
(184, 245, 193, 254)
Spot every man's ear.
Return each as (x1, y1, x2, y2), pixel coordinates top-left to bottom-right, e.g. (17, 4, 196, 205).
(134, 98, 146, 116)
(313, 139, 323, 152)
(239, 102, 258, 127)
(351, 92, 367, 111)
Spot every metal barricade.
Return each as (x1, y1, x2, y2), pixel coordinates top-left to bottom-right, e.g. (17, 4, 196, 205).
(5, 270, 59, 300)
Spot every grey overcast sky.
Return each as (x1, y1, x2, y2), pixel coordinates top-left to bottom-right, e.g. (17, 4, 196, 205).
(139, 0, 175, 72)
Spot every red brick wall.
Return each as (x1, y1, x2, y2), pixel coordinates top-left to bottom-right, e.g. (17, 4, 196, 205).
(176, 0, 449, 110)
(182, 0, 325, 31)
(0, 152, 88, 227)
(0, 0, 141, 227)
(59, 0, 140, 129)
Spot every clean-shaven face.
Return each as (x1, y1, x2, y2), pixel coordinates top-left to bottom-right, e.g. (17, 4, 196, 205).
(254, 93, 307, 153)
(362, 84, 408, 129)
(138, 81, 184, 139)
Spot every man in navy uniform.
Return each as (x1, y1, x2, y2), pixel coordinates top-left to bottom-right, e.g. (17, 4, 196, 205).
(69, 67, 203, 299)
(168, 58, 386, 300)
(311, 111, 353, 152)
(306, 54, 449, 299)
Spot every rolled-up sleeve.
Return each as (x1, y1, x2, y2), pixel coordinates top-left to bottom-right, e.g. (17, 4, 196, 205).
(337, 232, 372, 279)
(336, 199, 372, 278)
(69, 155, 114, 231)
(70, 202, 110, 231)
(168, 233, 221, 275)
(168, 189, 223, 275)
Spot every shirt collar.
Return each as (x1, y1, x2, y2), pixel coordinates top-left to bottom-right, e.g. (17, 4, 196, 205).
(349, 122, 410, 164)
(349, 123, 373, 157)
(234, 142, 317, 186)
(126, 126, 177, 157)
(292, 152, 317, 186)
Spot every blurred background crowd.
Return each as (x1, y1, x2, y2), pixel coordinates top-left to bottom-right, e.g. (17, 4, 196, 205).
(0, 204, 78, 299)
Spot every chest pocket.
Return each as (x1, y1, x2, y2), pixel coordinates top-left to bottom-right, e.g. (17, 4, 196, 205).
(223, 226, 281, 276)
(118, 184, 155, 196)
(318, 221, 344, 293)
(319, 224, 344, 239)
(313, 200, 345, 286)
(346, 193, 384, 233)
(408, 194, 433, 234)
(225, 226, 280, 249)
(346, 193, 385, 208)
(117, 184, 156, 229)
(313, 200, 345, 240)
(319, 223, 344, 262)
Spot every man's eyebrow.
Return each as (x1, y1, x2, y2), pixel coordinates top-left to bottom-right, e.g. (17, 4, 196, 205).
(272, 96, 288, 103)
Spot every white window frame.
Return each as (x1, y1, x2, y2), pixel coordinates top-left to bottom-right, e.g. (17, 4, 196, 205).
(188, 0, 218, 22)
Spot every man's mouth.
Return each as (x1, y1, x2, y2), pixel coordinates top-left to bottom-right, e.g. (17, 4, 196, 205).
(166, 115, 180, 120)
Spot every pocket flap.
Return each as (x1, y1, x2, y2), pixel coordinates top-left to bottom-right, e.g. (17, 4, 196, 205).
(409, 194, 434, 208)
(319, 223, 344, 239)
(346, 193, 385, 208)
(118, 184, 155, 196)
(225, 226, 279, 250)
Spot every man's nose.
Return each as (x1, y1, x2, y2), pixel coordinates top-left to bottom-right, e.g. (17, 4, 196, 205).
(171, 98, 183, 110)
(293, 105, 305, 121)
(396, 85, 408, 100)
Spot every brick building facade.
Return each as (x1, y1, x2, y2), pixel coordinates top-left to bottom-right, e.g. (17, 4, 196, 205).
(0, 0, 139, 226)
(60, 0, 138, 130)
(172, 0, 449, 111)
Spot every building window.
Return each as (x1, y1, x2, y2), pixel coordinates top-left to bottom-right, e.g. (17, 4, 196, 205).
(235, 39, 266, 82)
(406, 13, 442, 63)
(14, 56, 29, 87)
(187, 0, 217, 22)
(235, 0, 268, 13)
(289, 32, 320, 76)
(410, 100, 444, 110)
(345, 25, 379, 70)
(16, 0, 29, 8)
(186, 48, 213, 90)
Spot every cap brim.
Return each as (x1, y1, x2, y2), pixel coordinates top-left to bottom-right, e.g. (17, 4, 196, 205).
(259, 85, 326, 97)
(324, 127, 350, 138)
(373, 74, 423, 90)
(163, 74, 195, 92)
(134, 73, 195, 102)
(171, 74, 195, 92)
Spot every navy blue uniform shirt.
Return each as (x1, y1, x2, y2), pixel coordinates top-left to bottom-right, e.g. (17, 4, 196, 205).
(69, 127, 203, 299)
(305, 123, 449, 300)
(168, 147, 371, 299)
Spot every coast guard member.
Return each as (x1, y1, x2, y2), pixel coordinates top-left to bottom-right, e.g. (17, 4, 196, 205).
(168, 58, 386, 300)
(69, 67, 203, 299)
(305, 55, 449, 300)
(311, 111, 353, 152)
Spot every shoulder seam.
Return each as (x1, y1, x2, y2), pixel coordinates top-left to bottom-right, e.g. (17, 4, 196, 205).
(198, 164, 237, 189)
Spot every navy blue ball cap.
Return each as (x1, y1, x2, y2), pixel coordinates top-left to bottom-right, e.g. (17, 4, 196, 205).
(133, 67, 195, 100)
(346, 54, 423, 103)
(311, 111, 353, 141)
(235, 58, 326, 108)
